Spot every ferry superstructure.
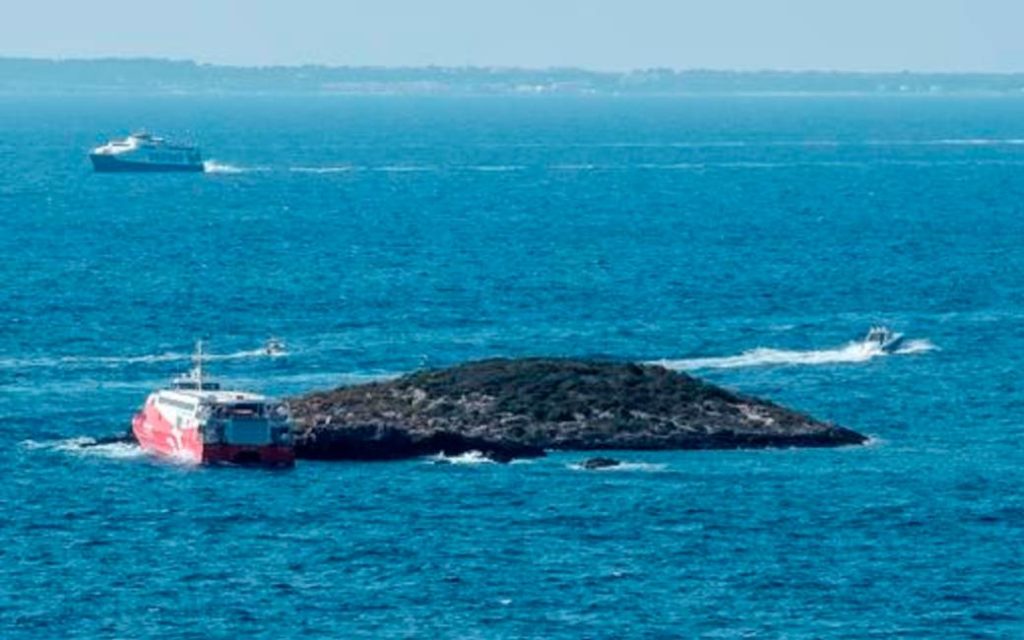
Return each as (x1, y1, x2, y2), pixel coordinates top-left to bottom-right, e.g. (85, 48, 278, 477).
(131, 343, 294, 466)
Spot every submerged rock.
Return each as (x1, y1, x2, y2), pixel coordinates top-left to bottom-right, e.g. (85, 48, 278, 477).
(581, 457, 622, 470)
(288, 358, 866, 461)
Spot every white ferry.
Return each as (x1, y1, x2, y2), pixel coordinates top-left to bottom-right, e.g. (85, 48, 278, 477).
(90, 132, 204, 173)
(131, 343, 295, 466)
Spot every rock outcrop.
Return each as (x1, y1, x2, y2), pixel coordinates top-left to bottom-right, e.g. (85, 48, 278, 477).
(581, 457, 623, 470)
(288, 358, 866, 462)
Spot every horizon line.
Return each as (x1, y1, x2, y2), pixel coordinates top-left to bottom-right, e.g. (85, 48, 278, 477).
(4, 55, 1024, 76)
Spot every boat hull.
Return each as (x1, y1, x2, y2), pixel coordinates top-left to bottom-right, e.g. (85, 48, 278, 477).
(90, 153, 204, 173)
(132, 402, 294, 467)
(881, 336, 906, 353)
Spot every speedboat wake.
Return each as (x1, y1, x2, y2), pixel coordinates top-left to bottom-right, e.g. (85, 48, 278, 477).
(652, 327, 935, 371)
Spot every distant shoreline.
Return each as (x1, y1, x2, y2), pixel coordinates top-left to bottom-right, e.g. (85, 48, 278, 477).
(4, 57, 1024, 97)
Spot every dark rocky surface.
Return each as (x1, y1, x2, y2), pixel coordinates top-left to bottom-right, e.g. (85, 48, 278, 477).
(288, 358, 866, 462)
(581, 457, 623, 470)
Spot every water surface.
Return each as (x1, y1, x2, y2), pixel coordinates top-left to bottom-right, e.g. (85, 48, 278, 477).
(2, 96, 1022, 638)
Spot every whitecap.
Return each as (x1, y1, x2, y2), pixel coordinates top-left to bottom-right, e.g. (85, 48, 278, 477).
(21, 437, 144, 461)
(429, 450, 495, 465)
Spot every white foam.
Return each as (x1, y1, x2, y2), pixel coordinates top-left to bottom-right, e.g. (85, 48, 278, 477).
(203, 160, 244, 174)
(653, 337, 936, 371)
(931, 138, 1024, 146)
(429, 450, 494, 465)
(373, 165, 436, 173)
(21, 437, 144, 461)
(716, 161, 785, 169)
(895, 339, 936, 354)
(0, 352, 184, 369)
(637, 162, 705, 170)
(464, 165, 525, 172)
(290, 166, 357, 174)
(568, 461, 668, 472)
(480, 138, 1024, 150)
(229, 370, 399, 391)
(204, 348, 274, 361)
(203, 161, 269, 174)
(863, 138, 1024, 147)
(0, 347, 283, 371)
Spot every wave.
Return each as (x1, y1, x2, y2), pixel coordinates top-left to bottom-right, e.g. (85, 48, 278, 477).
(21, 436, 144, 461)
(463, 165, 525, 172)
(290, 166, 357, 174)
(428, 450, 495, 465)
(653, 337, 936, 371)
(205, 348, 284, 361)
(197, 156, 1017, 177)
(291, 164, 526, 174)
(373, 165, 437, 173)
(203, 161, 269, 174)
(479, 139, 1024, 149)
(565, 160, 1024, 172)
(0, 347, 282, 371)
(0, 368, 397, 401)
(924, 138, 1024, 147)
(550, 163, 601, 171)
(637, 162, 704, 170)
(568, 461, 668, 472)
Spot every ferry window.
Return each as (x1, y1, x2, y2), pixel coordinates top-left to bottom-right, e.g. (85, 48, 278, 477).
(159, 397, 196, 412)
(228, 403, 261, 417)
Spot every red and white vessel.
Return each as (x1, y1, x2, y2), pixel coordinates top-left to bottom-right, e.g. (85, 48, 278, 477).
(132, 342, 295, 467)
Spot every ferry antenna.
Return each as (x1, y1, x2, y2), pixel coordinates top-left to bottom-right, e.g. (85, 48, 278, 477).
(195, 339, 204, 389)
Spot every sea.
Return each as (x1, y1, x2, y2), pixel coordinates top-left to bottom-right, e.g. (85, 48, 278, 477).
(2, 95, 1022, 638)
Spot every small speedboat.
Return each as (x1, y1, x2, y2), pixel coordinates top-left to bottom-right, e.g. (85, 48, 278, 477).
(864, 326, 905, 353)
(264, 338, 286, 357)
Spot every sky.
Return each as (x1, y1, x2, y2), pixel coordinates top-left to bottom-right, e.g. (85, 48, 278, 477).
(3, 0, 1023, 72)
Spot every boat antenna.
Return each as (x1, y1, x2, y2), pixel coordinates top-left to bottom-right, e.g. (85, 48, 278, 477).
(194, 339, 204, 390)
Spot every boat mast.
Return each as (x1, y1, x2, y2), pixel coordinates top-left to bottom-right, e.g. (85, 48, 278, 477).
(195, 340, 204, 390)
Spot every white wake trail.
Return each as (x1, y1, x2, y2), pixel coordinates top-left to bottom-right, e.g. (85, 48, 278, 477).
(203, 161, 270, 174)
(0, 346, 284, 371)
(653, 338, 935, 371)
(21, 437, 144, 461)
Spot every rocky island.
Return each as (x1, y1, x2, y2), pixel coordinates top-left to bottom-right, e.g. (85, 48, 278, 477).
(288, 358, 866, 462)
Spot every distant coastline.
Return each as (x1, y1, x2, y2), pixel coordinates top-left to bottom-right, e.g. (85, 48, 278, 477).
(5, 57, 1024, 97)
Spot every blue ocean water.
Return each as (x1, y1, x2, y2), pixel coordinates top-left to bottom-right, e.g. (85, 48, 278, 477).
(2, 96, 1023, 638)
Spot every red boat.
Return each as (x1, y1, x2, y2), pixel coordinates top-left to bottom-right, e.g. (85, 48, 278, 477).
(132, 342, 295, 466)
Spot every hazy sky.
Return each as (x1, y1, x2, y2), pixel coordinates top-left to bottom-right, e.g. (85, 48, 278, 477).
(5, 0, 1023, 71)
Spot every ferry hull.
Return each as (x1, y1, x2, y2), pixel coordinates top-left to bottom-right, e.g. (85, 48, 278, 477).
(132, 403, 203, 463)
(90, 153, 204, 173)
(132, 402, 294, 467)
(203, 444, 296, 467)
